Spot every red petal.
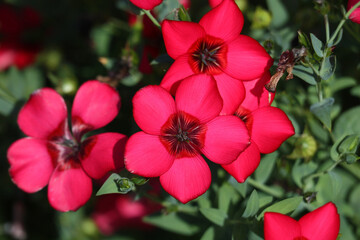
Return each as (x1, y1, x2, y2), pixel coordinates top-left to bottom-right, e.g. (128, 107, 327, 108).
(80, 133, 128, 179)
(71, 80, 120, 135)
(224, 35, 273, 80)
(18, 88, 67, 139)
(175, 74, 222, 123)
(162, 20, 205, 59)
(251, 107, 295, 154)
(199, 0, 244, 42)
(133, 85, 176, 135)
(348, 0, 360, 24)
(48, 163, 92, 212)
(129, 0, 162, 10)
(125, 132, 174, 177)
(160, 155, 211, 203)
(7, 138, 54, 193)
(209, 0, 222, 7)
(221, 142, 260, 183)
(203, 116, 250, 164)
(264, 212, 301, 240)
(299, 202, 340, 240)
(241, 71, 274, 112)
(213, 73, 245, 115)
(160, 54, 195, 94)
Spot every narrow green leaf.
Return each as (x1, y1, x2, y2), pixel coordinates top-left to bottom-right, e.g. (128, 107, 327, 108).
(310, 33, 324, 57)
(310, 97, 334, 131)
(200, 226, 215, 240)
(257, 196, 303, 220)
(320, 56, 336, 80)
(254, 152, 278, 184)
(350, 85, 360, 98)
(219, 183, 238, 212)
(329, 29, 343, 47)
(200, 208, 228, 227)
(131, 176, 149, 185)
(292, 65, 317, 85)
(258, 195, 273, 209)
(242, 190, 259, 218)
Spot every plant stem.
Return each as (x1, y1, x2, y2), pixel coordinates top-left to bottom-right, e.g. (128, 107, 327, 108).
(247, 178, 284, 198)
(324, 14, 330, 43)
(303, 159, 343, 183)
(142, 10, 161, 28)
(316, 80, 323, 102)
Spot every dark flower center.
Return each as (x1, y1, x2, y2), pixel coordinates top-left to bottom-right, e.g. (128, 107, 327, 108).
(160, 111, 206, 158)
(188, 35, 227, 75)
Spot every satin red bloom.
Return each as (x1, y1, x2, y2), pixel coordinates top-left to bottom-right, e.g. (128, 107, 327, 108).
(348, 0, 360, 24)
(160, 0, 273, 115)
(222, 72, 294, 182)
(264, 202, 340, 240)
(7, 80, 127, 212)
(129, 0, 162, 10)
(125, 74, 249, 203)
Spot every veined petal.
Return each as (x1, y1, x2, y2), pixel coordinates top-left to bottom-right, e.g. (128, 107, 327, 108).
(7, 138, 54, 193)
(200, 0, 244, 42)
(264, 212, 301, 240)
(213, 73, 245, 115)
(80, 133, 128, 179)
(160, 54, 194, 94)
(71, 80, 120, 136)
(125, 132, 175, 177)
(129, 0, 162, 10)
(175, 74, 222, 123)
(160, 155, 211, 203)
(251, 107, 295, 154)
(18, 88, 67, 139)
(162, 20, 206, 59)
(299, 202, 340, 240)
(224, 35, 273, 80)
(203, 116, 249, 164)
(221, 142, 260, 183)
(242, 71, 274, 112)
(48, 163, 92, 212)
(133, 86, 176, 135)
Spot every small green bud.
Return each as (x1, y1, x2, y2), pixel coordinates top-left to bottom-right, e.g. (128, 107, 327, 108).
(251, 6, 272, 29)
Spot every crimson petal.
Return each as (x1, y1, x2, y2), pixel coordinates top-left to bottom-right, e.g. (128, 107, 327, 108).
(264, 212, 301, 240)
(129, 0, 162, 10)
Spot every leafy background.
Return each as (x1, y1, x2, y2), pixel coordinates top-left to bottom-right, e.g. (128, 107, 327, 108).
(0, 0, 359, 239)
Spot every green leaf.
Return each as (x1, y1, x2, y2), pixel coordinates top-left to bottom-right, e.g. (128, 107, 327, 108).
(310, 97, 334, 131)
(310, 33, 324, 57)
(229, 177, 248, 198)
(96, 173, 135, 196)
(291, 160, 318, 188)
(178, 5, 191, 21)
(315, 170, 342, 203)
(258, 195, 273, 209)
(219, 183, 238, 212)
(330, 77, 356, 93)
(144, 212, 201, 235)
(298, 31, 311, 49)
(242, 190, 259, 218)
(320, 56, 336, 80)
(254, 152, 278, 184)
(200, 226, 215, 240)
(200, 208, 228, 227)
(330, 135, 347, 161)
(292, 65, 317, 85)
(131, 176, 149, 185)
(350, 85, 360, 98)
(257, 196, 303, 220)
(333, 106, 360, 139)
(266, 0, 289, 28)
(329, 29, 343, 47)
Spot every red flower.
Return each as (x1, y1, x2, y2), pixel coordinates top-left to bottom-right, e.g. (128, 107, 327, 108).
(160, 0, 273, 115)
(125, 74, 249, 203)
(129, 0, 163, 10)
(348, 0, 360, 24)
(264, 202, 340, 240)
(7, 81, 127, 212)
(209, 0, 222, 7)
(222, 72, 294, 182)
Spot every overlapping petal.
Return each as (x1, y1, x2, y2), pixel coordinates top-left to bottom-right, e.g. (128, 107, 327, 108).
(299, 202, 340, 240)
(48, 163, 92, 212)
(125, 132, 174, 177)
(160, 155, 211, 203)
(7, 138, 54, 193)
(129, 0, 162, 10)
(251, 107, 295, 154)
(200, 0, 244, 42)
(224, 35, 273, 80)
(80, 133, 127, 179)
(71, 80, 120, 134)
(213, 73, 245, 115)
(222, 142, 260, 183)
(133, 86, 176, 135)
(175, 74, 222, 123)
(162, 20, 206, 59)
(17, 88, 67, 139)
(202, 116, 249, 164)
(264, 212, 301, 240)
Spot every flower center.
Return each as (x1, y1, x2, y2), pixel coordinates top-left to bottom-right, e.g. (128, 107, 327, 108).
(160, 111, 206, 158)
(188, 35, 227, 75)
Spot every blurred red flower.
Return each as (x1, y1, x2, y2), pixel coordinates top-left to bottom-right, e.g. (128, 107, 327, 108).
(348, 0, 360, 24)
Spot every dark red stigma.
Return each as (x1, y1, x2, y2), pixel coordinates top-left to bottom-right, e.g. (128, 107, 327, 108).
(160, 111, 206, 158)
(188, 35, 227, 75)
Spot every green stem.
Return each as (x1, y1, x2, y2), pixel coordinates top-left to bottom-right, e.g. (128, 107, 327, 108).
(324, 14, 330, 43)
(316, 80, 323, 102)
(247, 178, 284, 198)
(142, 10, 161, 28)
(303, 159, 343, 183)
(328, 1, 360, 45)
